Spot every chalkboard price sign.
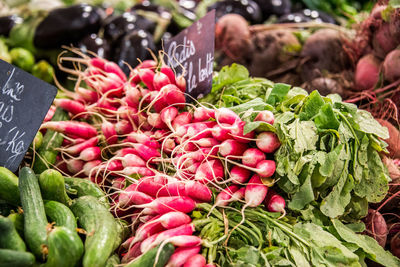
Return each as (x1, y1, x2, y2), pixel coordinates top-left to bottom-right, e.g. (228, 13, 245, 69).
(164, 10, 215, 100)
(0, 60, 57, 172)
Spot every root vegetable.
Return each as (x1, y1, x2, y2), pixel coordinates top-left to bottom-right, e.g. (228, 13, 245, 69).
(383, 49, 400, 83)
(256, 132, 280, 154)
(354, 54, 381, 91)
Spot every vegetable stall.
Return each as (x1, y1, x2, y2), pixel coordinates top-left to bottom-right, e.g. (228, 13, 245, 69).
(0, 1, 400, 267)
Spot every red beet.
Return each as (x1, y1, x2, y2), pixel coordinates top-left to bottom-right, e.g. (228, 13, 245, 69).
(354, 54, 381, 91)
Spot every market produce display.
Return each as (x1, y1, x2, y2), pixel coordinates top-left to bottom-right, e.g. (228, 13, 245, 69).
(1, 0, 400, 267)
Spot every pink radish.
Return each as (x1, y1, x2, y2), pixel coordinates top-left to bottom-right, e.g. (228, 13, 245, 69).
(216, 185, 240, 206)
(193, 138, 219, 148)
(255, 160, 276, 177)
(121, 241, 142, 263)
(44, 106, 56, 122)
(141, 196, 196, 215)
(89, 57, 106, 69)
(184, 147, 218, 162)
(101, 121, 118, 145)
(175, 75, 186, 93)
(184, 181, 212, 202)
(135, 177, 166, 197)
(267, 194, 286, 215)
(125, 84, 141, 108)
(161, 107, 179, 129)
(193, 107, 215, 122)
(53, 99, 86, 117)
(242, 148, 266, 167)
(157, 181, 186, 197)
(104, 61, 127, 81)
(245, 174, 268, 207)
(231, 187, 245, 201)
(41, 121, 97, 139)
(75, 87, 98, 104)
(106, 160, 124, 171)
(218, 139, 247, 157)
(211, 123, 232, 141)
(118, 106, 139, 123)
(96, 98, 118, 114)
(138, 68, 156, 91)
(119, 185, 155, 207)
(78, 146, 101, 161)
(254, 110, 274, 124)
(154, 212, 192, 229)
(215, 108, 240, 125)
(132, 143, 161, 162)
(116, 147, 138, 157)
(66, 159, 84, 174)
(195, 159, 224, 183)
(63, 136, 99, 156)
(126, 132, 160, 149)
(141, 224, 195, 252)
(166, 246, 201, 267)
(82, 160, 102, 176)
(256, 132, 280, 154)
(148, 113, 168, 129)
(121, 153, 146, 167)
(183, 254, 207, 267)
(230, 166, 251, 184)
(172, 112, 193, 130)
(153, 72, 171, 91)
(132, 220, 165, 244)
(122, 167, 155, 177)
(112, 177, 126, 190)
(230, 121, 255, 143)
(164, 235, 202, 248)
(160, 65, 176, 84)
(115, 120, 134, 135)
(164, 84, 186, 108)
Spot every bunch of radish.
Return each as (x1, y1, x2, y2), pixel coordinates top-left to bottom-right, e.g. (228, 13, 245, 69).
(38, 48, 286, 266)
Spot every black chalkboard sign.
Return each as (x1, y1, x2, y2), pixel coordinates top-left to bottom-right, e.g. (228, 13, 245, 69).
(164, 10, 215, 100)
(0, 60, 57, 172)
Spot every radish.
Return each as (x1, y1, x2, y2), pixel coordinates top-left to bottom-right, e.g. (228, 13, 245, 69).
(122, 167, 155, 177)
(138, 68, 156, 91)
(195, 160, 224, 183)
(163, 84, 186, 108)
(82, 160, 102, 176)
(148, 113, 168, 129)
(135, 177, 166, 197)
(184, 181, 212, 202)
(245, 174, 268, 207)
(256, 132, 280, 154)
(78, 146, 101, 161)
(132, 143, 161, 162)
(211, 123, 232, 141)
(193, 138, 220, 148)
(75, 87, 98, 104)
(118, 106, 139, 123)
(106, 160, 124, 171)
(164, 235, 202, 248)
(161, 107, 179, 130)
(153, 72, 171, 91)
(112, 177, 126, 190)
(254, 110, 274, 124)
(216, 185, 240, 207)
(218, 139, 247, 157)
(172, 112, 193, 130)
(230, 121, 255, 143)
(101, 121, 118, 145)
(125, 132, 160, 149)
(116, 147, 138, 157)
(175, 75, 186, 93)
(242, 148, 266, 167)
(44, 105, 56, 122)
(121, 241, 142, 263)
(41, 121, 98, 139)
(53, 99, 86, 117)
(141, 196, 197, 215)
(125, 84, 141, 108)
(156, 212, 192, 229)
(115, 120, 134, 135)
(193, 107, 215, 122)
(63, 136, 99, 156)
(255, 160, 276, 177)
(118, 186, 155, 207)
(121, 154, 146, 167)
(132, 219, 165, 244)
(229, 166, 251, 184)
(267, 194, 286, 215)
(354, 54, 381, 91)
(161, 64, 176, 84)
(183, 254, 207, 267)
(104, 61, 127, 82)
(157, 181, 186, 197)
(166, 246, 201, 267)
(215, 108, 240, 125)
(66, 159, 84, 174)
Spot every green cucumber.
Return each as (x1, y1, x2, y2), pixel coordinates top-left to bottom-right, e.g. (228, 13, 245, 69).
(105, 254, 120, 267)
(44, 201, 77, 232)
(8, 212, 24, 238)
(113, 220, 130, 252)
(0, 249, 35, 267)
(70, 196, 118, 267)
(0, 167, 20, 205)
(33, 108, 68, 174)
(125, 243, 175, 267)
(0, 215, 26, 251)
(64, 177, 109, 208)
(19, 167, 48, 260)
(39, 170, 71, 205)
(42, 226, 83, 267)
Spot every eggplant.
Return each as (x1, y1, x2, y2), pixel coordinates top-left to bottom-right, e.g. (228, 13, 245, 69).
(130, 0, 172, 20)
(208, 0, 263, 24)
(253, 0, 291, 18)
(34, 4, 105, 49)
(0, 15, 23, 37)
(76, 34, 111, 59)
(102, 11, 156, 43)
(113, 30, 156, 75)
(277, 9, 337, 24)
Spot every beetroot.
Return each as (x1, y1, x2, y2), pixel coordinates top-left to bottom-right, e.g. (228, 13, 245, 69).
(376, 119, 400, 159)
(372, 23, 399, 59)
(363, 209, 388, 248)
(354, 54, 381, 91)
(383, 49, 400, 83)
(391, 231, 400, 258)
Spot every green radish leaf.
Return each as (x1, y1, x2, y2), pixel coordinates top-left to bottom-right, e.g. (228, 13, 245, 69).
(354, 110, 389, 139)
(299, 90, 325, 121)
(243, 121, 276, 135)
(266, 83, 291, 106)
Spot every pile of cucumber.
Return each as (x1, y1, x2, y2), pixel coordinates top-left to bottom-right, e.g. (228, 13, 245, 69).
(0, 166, 125, 267)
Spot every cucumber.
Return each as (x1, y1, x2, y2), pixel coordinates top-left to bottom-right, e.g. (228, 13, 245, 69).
(113, 220, 130, 252)
(39, 170, 71, 205)
(70, 196, 118, 267)
(125, 243, 175, 267)
(44, 201, 77, 232)
(42, 226, 84, 267)
(19, 167, 48, 260)
(33, 108, 68, 174)
(64, 177, 109, 208)
(0, 249, 35, 267)
(0, 215, 26, 251)
(105, 254, 120, 267)
(0, 167, 20, 205)
(8, 212, 24, 238)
